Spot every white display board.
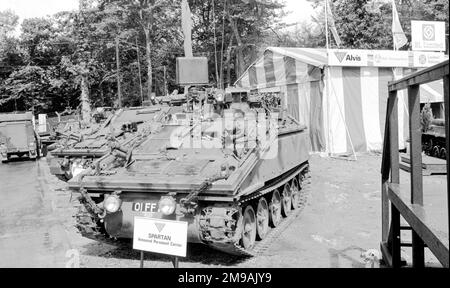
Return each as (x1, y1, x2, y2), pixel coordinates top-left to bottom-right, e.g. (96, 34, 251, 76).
(328, 49, 447, 68)
(133, 217, 188, 257)
(411, 21, 446, 52)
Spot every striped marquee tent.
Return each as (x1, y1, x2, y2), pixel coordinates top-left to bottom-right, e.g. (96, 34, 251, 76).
(235, 47, 447, 155)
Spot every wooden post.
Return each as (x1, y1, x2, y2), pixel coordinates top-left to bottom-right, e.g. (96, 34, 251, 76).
(116, 37, 122, 108)
(443, 74, 449, 250)
(172, 256, 179, 268)
(389, 92, 399, 184)
(140, 251, 144, 268)
(391, 203, 401, 268)
(408, 84, 425, 268)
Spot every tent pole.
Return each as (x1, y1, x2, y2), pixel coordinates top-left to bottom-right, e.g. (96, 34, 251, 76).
(325, 67, 332, 156)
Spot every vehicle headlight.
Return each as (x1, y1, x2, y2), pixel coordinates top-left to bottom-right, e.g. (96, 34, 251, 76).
(159, 196, 176, 215)
(104, 195, 122, 213)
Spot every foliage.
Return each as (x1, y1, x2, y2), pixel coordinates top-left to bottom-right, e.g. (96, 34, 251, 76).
(0, 0, 448, 114)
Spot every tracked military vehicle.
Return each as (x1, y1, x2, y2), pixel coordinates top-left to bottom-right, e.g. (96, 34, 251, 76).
(423, 118, 446, 159)
(69, 84, 311, 256)
(47, 106, 174, 181)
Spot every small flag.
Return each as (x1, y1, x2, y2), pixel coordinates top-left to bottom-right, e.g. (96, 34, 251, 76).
(392, 0, 407, 50)
(326, 0, 342, 47)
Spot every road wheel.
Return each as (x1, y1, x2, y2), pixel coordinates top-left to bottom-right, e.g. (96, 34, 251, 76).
(281, 183, 292, 217)
(269, 189, 282, 227)
(291, 179, 301, 210)
(241, 205, 256, 250)
(440, 148, 447, 160)
(256, 198, 269, 240)
(433, 146, 440, 158)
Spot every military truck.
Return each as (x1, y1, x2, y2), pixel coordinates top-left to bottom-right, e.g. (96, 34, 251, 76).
(0, 112, 41, 163)
(68, 78, 310, 257)
(423, 118, 446, 159)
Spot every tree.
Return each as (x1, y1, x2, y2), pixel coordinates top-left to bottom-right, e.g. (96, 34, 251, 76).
(189, 0, 285, 85)
(302, 0, 449, 50)
(0, 10, 19, 36)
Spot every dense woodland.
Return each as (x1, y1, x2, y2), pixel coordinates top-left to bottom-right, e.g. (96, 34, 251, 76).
(0, 0, 448, 115)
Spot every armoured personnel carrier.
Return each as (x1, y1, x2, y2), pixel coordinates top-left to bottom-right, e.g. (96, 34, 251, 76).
(47, 106, 173, 181)
(423, 118, 446, 159)
(68, 87, 311, 256)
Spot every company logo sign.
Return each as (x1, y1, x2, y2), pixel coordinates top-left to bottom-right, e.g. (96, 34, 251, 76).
(334, 51, 347, 63)
(422, 24, 435, 41)
(412, 21, 445, 52)
(155, 222, 166, 233)
(418, 54, 427, 65)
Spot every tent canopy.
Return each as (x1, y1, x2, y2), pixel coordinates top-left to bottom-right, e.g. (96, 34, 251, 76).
(235, 47, 447, 154)
(235, 47, 327, 90)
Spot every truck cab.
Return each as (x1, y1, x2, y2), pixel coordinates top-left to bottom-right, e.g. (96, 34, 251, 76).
(0, 112, 40, 163)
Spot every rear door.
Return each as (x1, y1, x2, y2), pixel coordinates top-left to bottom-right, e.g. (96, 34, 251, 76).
(4, 123, 29, 152)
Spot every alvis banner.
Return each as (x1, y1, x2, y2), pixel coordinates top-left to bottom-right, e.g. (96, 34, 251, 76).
(328, 49, 447, 68)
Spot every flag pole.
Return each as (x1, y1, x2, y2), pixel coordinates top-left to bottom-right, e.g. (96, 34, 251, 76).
(324, 0, 330, 50)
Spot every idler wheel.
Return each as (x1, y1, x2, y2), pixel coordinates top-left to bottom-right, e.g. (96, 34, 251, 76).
(269, 189, 282, 227)
(291, 179, 300, 210)
(241, 205, 257, 250)
(440, 148, 447, 160)
(281, 183, 292, 217)
(256, 198, 269, 240)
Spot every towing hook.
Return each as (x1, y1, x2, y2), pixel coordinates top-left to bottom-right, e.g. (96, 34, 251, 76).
(98, 209, 107, 219)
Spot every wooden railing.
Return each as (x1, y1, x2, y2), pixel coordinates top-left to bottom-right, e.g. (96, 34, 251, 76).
(380, 60, 449, 268)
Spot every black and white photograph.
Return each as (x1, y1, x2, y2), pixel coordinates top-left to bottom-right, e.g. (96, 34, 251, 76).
(0, 0, 448, 273)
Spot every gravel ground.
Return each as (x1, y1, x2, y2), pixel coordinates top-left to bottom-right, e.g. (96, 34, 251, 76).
(1, 154, 446, 268)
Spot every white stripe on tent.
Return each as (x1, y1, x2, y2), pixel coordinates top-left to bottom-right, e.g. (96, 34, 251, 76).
(393, 68, 406, 150)
(295, 60, 309, 84)
(268, 47, 327, 67)
(280, 85, 288, 110)
(298, 83, 310, 127)
(255, 59, 267, 89)
(273, 54, 286, 87)
(239, 71, 251, 88)
(327, 66, 347, 153)
(360, 67, 383, 151)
